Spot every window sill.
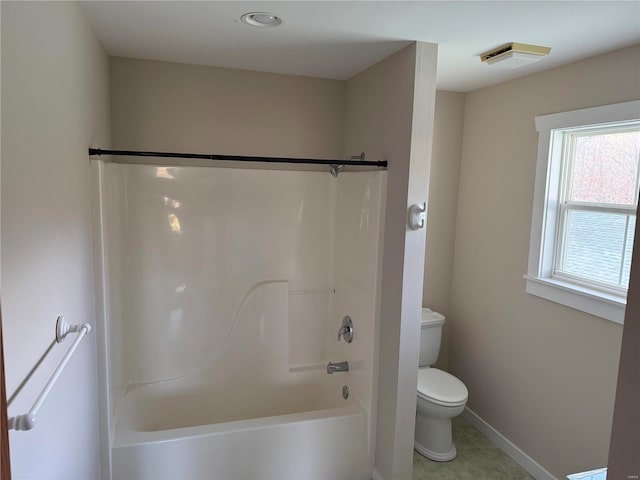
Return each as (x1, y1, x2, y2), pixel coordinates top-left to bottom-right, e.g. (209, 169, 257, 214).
(524, 275, 625, 324)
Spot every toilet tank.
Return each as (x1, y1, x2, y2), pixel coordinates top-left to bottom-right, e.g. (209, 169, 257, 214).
(419, 308, 445, 367)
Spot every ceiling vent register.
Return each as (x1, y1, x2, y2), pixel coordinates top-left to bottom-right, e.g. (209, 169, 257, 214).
(480, 42, 551, 68)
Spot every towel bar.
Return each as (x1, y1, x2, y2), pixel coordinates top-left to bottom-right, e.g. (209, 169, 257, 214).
(8, 316, 91, 431)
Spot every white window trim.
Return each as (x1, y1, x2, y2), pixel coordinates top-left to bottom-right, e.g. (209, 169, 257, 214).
(526, 100, 640, 325)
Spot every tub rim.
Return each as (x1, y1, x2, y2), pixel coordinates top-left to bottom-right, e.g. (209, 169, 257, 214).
(113, 400, 365, 448)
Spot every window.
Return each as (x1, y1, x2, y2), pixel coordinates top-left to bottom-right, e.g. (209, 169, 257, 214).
(555, 125, 639, 290)
(526, 101, 640, 324)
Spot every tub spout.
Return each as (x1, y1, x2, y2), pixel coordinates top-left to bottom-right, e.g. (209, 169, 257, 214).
(327, 361, 349, 374)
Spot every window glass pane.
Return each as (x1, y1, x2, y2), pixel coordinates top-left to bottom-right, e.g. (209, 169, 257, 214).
(622, 215, 636, 288)
(560, 210, 628, 286)
(570, 130, 640, 205)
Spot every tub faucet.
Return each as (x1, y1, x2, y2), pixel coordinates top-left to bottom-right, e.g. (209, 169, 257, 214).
(327, 361, 349, 374)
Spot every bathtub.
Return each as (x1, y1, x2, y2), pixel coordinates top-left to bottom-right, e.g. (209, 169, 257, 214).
(106, 281, 372, 479)
(112, 373, 370, 480)
(94, 166, 384, 479)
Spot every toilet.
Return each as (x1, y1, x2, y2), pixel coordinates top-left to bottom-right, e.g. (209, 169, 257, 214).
(415, 308, 468, 461)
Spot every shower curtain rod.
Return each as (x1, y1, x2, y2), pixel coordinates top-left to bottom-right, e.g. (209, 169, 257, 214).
(88, 148, 387, 168)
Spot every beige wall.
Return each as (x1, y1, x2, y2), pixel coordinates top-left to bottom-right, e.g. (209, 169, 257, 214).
(110, 57, 344, 159)
(113, 45, 438, 479)
(1, 2, 111, 478)
(608, 195, 640, 478)
(423, 90, 465, 371)
(448, 44, 640, 478)
(345, 42, 438, 479)
(110, 45, 436, 479)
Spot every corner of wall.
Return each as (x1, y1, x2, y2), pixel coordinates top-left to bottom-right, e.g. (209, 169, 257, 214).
(424, 90, 466, 372)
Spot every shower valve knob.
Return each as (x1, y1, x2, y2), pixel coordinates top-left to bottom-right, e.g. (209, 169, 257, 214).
(337, 316, 354, 343)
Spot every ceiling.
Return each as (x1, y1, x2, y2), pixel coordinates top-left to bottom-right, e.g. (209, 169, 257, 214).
(80, 1, 640, 92)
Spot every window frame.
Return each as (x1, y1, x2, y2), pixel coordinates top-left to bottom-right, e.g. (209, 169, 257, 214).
(526, 100, 640, 325)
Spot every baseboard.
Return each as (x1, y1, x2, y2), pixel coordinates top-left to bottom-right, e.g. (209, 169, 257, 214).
(371, 467, 384, 480)
(462, 407, 558, 480)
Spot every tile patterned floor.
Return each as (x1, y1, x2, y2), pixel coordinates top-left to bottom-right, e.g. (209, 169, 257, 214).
(412, 416, 534, 480)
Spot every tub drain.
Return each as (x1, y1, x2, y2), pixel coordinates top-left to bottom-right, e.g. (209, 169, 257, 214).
(342, 385, 349, 400)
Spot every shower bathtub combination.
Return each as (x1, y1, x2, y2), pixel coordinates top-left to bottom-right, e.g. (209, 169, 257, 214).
(92, 159, 385, 479)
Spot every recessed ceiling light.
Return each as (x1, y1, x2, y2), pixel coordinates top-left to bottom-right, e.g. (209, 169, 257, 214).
(480, 43, 551, 69)
(240, 12, 284, 28)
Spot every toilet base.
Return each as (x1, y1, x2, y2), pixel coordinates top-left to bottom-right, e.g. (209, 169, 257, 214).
(414, 399, 465, 463)
(414, 440, 457, 462)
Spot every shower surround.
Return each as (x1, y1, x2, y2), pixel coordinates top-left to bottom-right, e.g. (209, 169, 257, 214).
(93, 162, 385, 478)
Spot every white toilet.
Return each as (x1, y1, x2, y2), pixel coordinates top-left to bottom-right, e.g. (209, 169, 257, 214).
(415, 308, 468, 461)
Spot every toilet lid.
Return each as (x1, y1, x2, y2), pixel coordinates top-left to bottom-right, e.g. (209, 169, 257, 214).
(417, 368, 468, 407)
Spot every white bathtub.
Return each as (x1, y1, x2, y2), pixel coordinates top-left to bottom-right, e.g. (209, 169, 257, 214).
(112, 376, 370, 480)
(106, 280, 372, 479)
(94, 165, 384, 479)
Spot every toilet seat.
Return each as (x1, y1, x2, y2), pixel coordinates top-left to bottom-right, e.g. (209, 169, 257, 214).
(417, 368, 468, 407)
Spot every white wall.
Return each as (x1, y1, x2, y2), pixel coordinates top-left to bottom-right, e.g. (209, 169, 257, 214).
(1, 2, 110, 479)
(96, 162, 384, 413)
(344, 42, 438, 479)
(328, 170, 385, 466)
(449, 44, 639, 477)
(110, 165, 335, 384)
(106, 57, 346, 383)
